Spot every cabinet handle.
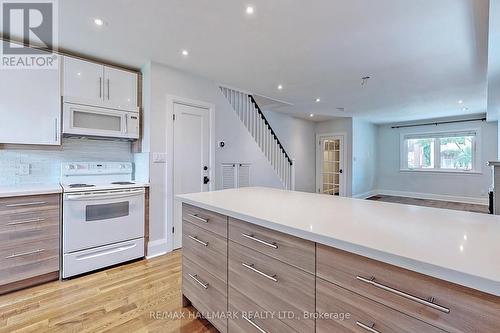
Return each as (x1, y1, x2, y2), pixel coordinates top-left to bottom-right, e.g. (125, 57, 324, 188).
(6, 201, 47, 208)
(242, 314, 268, 333)
(356, 321, 381, 333)
(7, 218, 45, 226)
(356, 276, 450, 313)
(99, 77, 102, 98)
(107, 79, 110, 99)
(188, 273, 209, 289)
(188, 235, 208, 247)
(54, 118, 58, 142)
(187, 213, 209, 223)
(242, 263, 278, 282)
(6, 249, 45, 259)
(241, 233, 278, 249)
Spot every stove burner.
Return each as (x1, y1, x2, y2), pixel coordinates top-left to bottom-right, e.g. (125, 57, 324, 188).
(69, 184, 96, 188)
(111, 181, 136, 185)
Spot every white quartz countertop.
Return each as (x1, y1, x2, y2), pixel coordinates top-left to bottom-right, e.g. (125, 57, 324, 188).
(0, 184, 62, 198)
(177, 187, 500, 296)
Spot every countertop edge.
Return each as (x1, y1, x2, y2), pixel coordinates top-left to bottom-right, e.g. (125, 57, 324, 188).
(0, 185, 63, 198)
(177, 195, 500, 297)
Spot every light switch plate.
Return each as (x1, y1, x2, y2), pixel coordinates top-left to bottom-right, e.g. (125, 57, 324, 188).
(152, 153, 167, 163)
(18, 163, 30, 175)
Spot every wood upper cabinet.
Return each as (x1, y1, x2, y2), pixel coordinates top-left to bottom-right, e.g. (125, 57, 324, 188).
(0, 41, 61, 145)
(63, 56, 138, 112)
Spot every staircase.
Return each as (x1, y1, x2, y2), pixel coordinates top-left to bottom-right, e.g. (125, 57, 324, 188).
(220, 86, 295, 190)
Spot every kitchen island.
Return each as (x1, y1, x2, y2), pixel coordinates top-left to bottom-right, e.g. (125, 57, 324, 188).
(177, 187, 500, 333)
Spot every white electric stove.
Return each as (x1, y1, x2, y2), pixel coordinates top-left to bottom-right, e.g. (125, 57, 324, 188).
(61, 162, 145, 278)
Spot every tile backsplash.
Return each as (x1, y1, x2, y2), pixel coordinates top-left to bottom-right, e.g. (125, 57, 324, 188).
(0, 138, 134, 185)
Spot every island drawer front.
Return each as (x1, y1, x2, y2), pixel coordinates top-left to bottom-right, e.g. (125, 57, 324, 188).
(182, 221, 227, 282)
(0, 194, 60, 215)
(228, 241, 315, 333)
(182, 204, 227, 238)
(316, 278, 445, 333)
(182, 256, 227, 333)
(229, 217, 315, 274)
(0, 236, 59, 285)
(228, 287, 298, 333)
(317, 244, 500, 333)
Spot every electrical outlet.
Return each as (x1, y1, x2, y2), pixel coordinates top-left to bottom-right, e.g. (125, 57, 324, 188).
(18, 163, 30, 176)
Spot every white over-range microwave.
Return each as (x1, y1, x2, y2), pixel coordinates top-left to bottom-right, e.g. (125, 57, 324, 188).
(63, 102, 139, 140)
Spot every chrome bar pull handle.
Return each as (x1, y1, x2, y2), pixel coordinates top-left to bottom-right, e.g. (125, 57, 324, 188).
(356, 321, 382, 333)
(241, 233, 278, 249)
(99, 77, 102, 98)
(187, 213, 209, 223)
(242, 263, 278, 282)
(188, 273, 209, 289)
(6, 249, 44, 259)
(6, 201, 47, 208)
(107, 79, 110, 99)
(356, 276, 450, 313)
(7, 218, 45, 226)
(242, 315, 268, 333)
(188, 235, 208, 247)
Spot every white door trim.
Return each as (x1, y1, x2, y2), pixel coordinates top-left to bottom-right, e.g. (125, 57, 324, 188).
(165, 94, 215, 253)
(316, 132, 347, 197)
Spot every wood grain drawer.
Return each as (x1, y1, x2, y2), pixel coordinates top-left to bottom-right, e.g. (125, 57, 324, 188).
(182, 204, 227, 238)
(317, 278, 445, 333)
(183, 256, 227, 333)
(229, 217, 315, 274)
(228, 287, 298, 333)
(228, 241, 315, 332)
(182, 221, 227, 282)
(0, 237, 59, 285)
(0, 223, 59, 249)
(0, 194, 60, 216)
(317, 244, 500, 333)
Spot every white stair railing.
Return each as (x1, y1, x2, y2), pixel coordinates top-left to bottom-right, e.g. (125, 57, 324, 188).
(220, 86, 295, 190)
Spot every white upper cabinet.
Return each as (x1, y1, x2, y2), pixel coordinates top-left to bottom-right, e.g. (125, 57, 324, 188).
(63, 56, 138, 112)
(103, 67, 138, 111)
(0, 44, 61, 145)
(63, 57, 104, 104)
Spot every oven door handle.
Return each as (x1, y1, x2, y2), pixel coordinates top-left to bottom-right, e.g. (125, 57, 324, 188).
(65, 188, 145, 201)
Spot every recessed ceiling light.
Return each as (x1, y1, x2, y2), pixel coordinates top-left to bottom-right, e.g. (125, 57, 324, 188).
(277, 84, 283, 90)
(246, 6, 254, 14)
(309, 113, 314, 117)
(458, 100, 463, 104)
(94, 18, 104, 26)
(181, 50, 189, 56)
(315, 98, 321, 103)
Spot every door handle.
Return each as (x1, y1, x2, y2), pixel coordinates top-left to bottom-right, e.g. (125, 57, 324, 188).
(339, 169, 343, 174)
(203, 176, 210, 184)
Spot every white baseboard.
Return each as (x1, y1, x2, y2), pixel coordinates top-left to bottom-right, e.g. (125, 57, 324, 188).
(352, 190, 378, 199)
(374, 189, 488, 205)
(146, 238, 168, 259)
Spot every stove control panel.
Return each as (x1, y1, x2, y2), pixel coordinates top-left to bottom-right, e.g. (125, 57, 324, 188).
(61, 162, 132, 176)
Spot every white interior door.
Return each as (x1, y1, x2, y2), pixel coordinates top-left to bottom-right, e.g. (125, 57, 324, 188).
(173, 103, 210, 249)
(316, 135, 345, 196)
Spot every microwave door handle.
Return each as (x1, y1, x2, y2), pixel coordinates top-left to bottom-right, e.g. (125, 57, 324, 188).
(66, 189, 144, 201)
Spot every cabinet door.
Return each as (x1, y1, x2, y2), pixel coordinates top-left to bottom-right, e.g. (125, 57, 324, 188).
(0, 45, 61, 145)
(63, 56, 104, 105)
(103, 66, 137, 111)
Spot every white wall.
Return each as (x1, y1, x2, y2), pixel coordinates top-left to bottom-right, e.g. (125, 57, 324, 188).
(352, 119, 377, 198)
(315, 117, 353, 196)
(376, 120, 498, 203)
(263, 110, 316, 192)
(142, 61, 285, 256)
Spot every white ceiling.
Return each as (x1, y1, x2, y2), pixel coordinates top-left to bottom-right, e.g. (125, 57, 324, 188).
(3, 0, 491, 123)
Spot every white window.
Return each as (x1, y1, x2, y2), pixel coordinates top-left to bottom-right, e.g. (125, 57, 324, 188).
(400, 130, 479, 172)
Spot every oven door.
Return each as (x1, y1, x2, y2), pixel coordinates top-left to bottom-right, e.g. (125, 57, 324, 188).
(63, 188, 145, 253)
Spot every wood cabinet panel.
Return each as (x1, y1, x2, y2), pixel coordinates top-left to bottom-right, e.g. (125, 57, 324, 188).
(228, 241, 315, 332)
(317, 244, 500, 333)
(229, 217, 315, 274)
(0, 194, 60, 215)
(182, 204, 227, 238)
(228, 287, 298, 333)
(183, 256, 227, 333)
(183, 221, 227, 282)
(317, 278, 445, 333)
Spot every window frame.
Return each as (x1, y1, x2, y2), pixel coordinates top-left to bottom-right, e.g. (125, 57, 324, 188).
(399, 128, 481, 174)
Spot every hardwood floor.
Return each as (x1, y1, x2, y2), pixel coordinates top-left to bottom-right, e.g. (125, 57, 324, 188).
(367, 195, 489, 214)
(0, 250, 217, 333)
